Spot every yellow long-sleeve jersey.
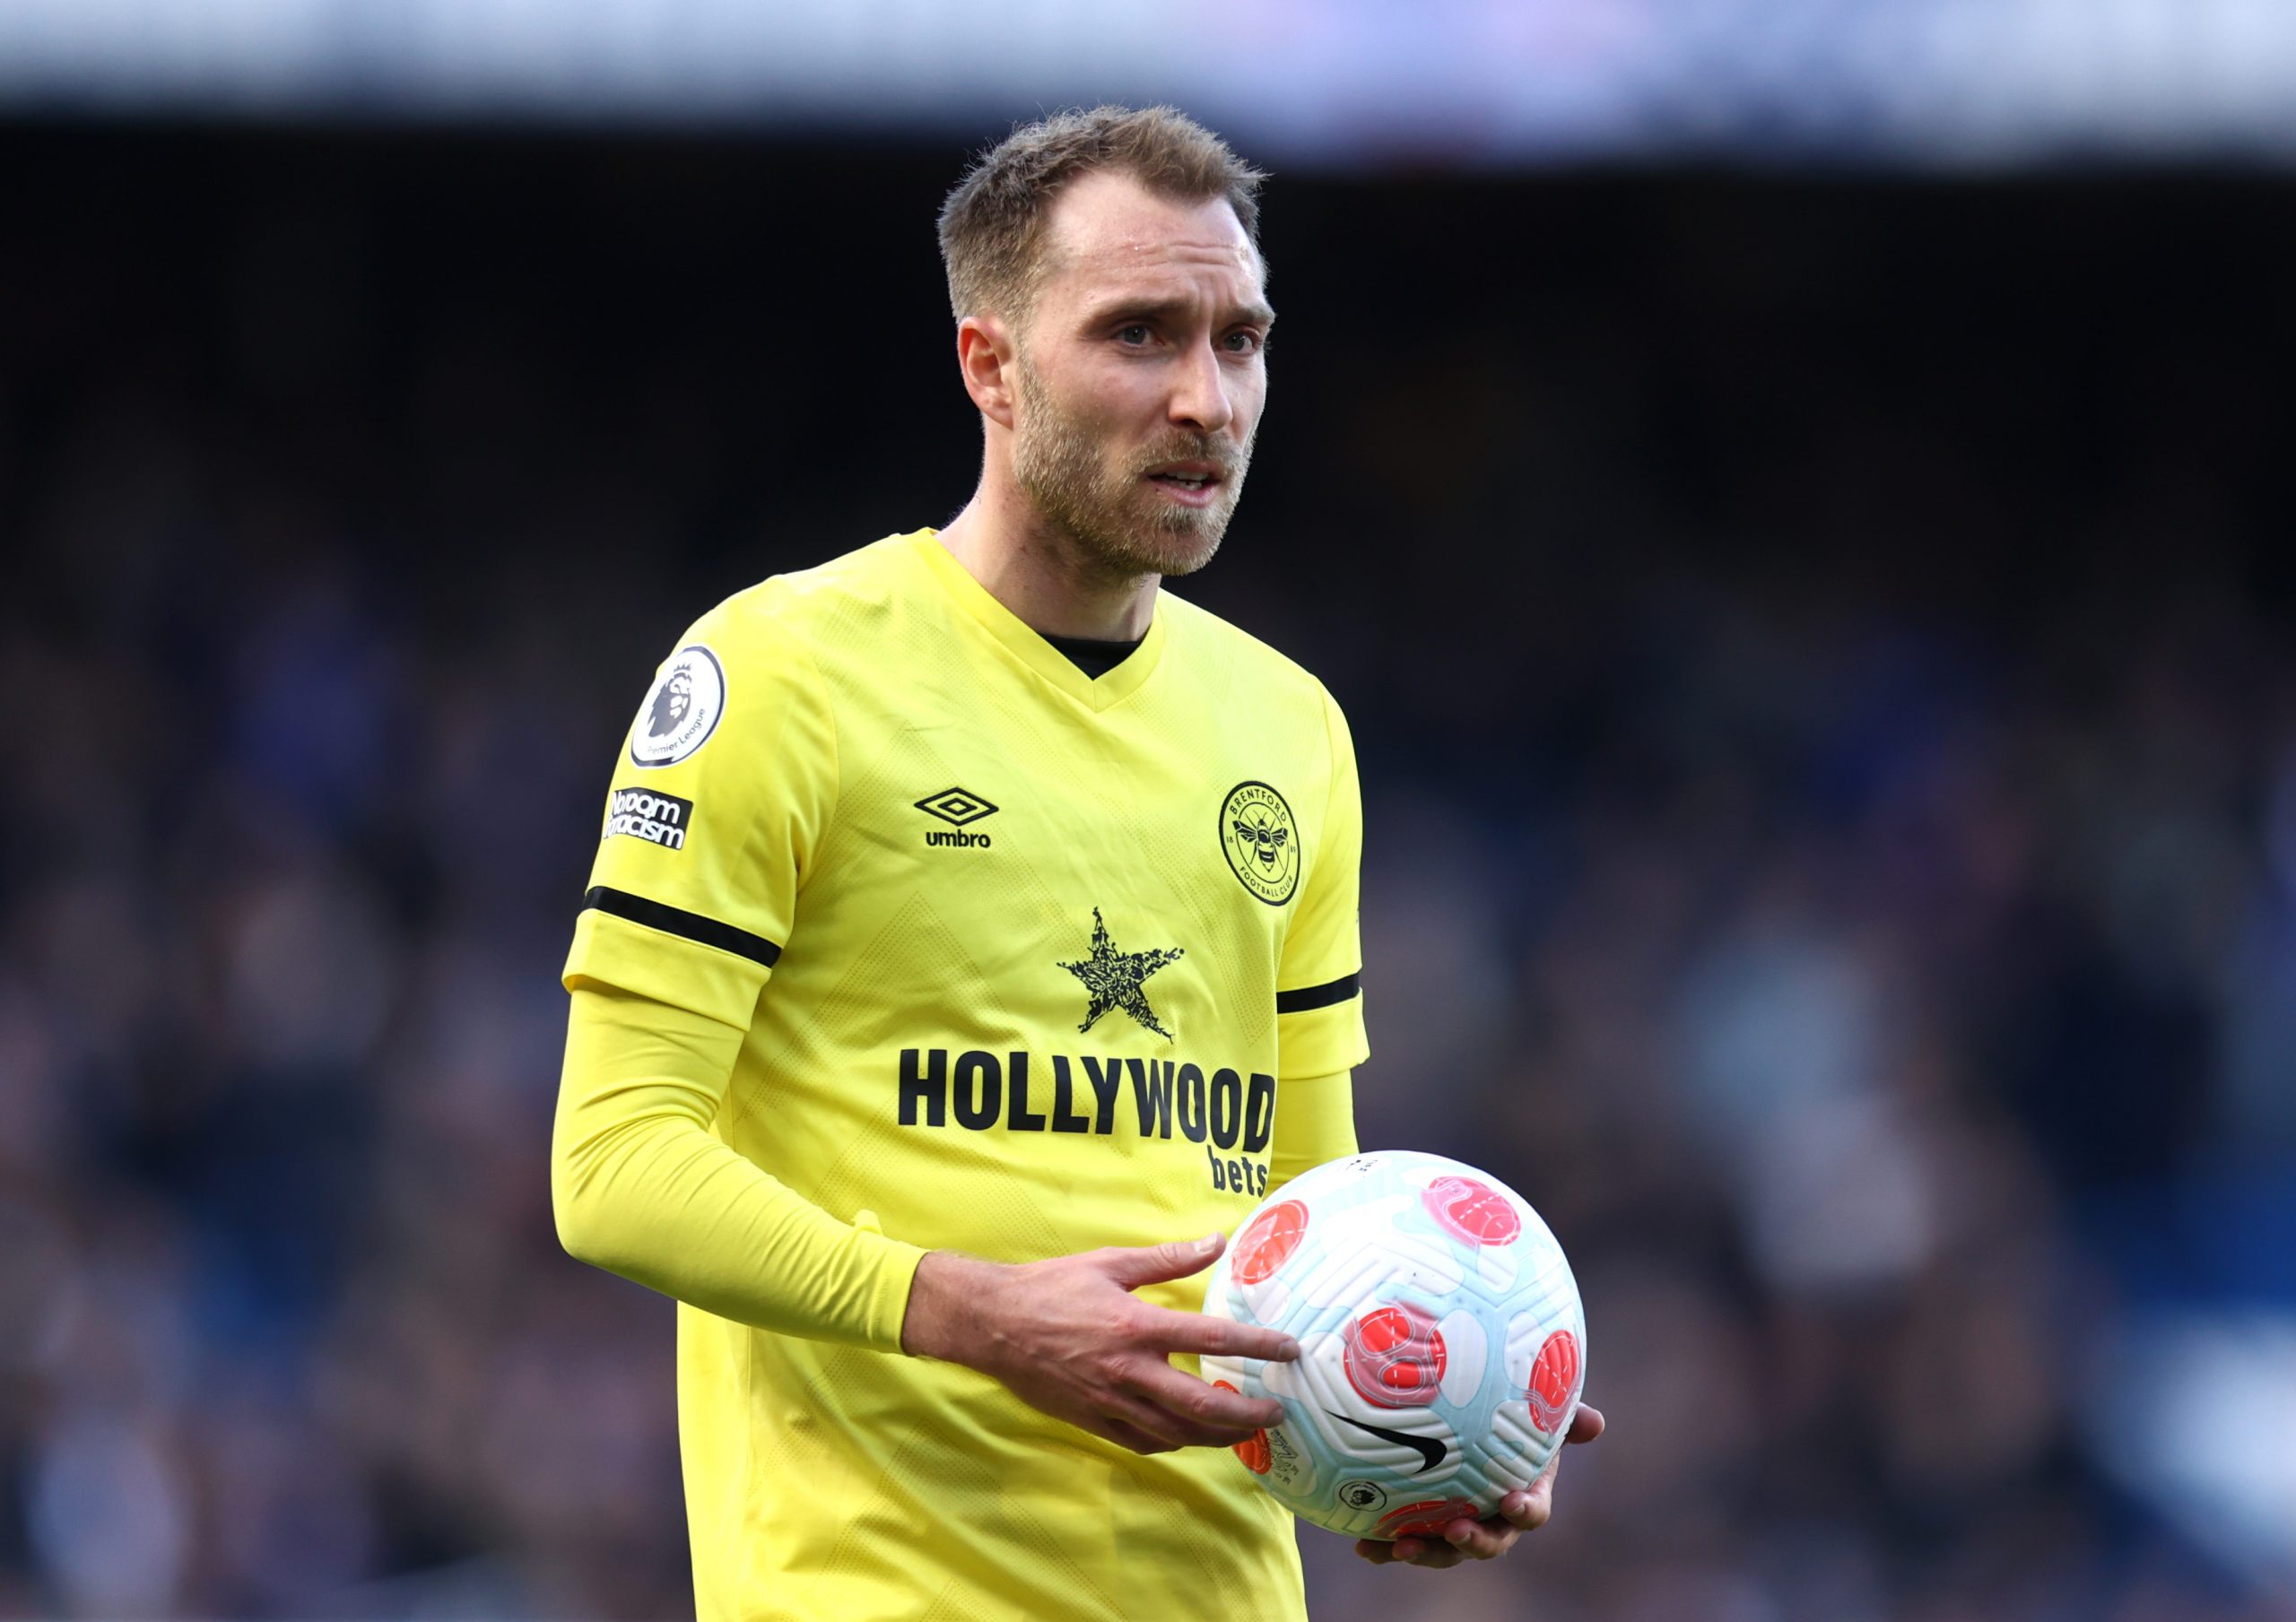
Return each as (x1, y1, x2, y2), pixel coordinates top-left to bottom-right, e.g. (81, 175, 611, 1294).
(553, 530, 1368, 1621)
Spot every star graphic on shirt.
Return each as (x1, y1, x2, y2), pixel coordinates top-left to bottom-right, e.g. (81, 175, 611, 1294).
(1058, 908, 1186, 1039)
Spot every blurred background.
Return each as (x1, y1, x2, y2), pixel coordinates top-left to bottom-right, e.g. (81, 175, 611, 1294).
(5, 4, 2296, 1619)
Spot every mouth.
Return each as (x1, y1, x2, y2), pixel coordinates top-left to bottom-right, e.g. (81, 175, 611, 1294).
(1145, 461, 1224, 507)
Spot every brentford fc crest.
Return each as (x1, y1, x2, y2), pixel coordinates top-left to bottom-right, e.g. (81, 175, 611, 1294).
(631, 645, 726, 768)
(1219, 780, 1299, 905)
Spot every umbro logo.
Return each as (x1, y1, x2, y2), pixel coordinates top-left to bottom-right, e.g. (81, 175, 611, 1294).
(917, 786, 998, 849)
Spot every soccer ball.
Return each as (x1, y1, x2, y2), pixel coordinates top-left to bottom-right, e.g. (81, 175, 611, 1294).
(1199, 1149, 1586, 1540)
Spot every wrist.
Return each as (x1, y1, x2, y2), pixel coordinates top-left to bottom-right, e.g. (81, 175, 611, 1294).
(900, 1250, 1001, 1363)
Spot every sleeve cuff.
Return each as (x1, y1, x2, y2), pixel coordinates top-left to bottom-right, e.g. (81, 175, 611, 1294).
(564, 905, 773, 1030)
(848, 1214, 930, 1353)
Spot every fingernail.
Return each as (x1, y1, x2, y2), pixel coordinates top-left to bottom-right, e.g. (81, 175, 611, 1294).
(1200, 1233, 1223, 1252)
(1447, 1528, 1470, 1546)
(1279, 1337, 1301, 1359)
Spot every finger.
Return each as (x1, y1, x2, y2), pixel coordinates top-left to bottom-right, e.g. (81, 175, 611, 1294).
(1391, 1538, 1463, 1568)
(1131, 1357, 1283, 1429)
(1101, 1384, 1255, 1452)
(1128, 1362, 1283, 1436)
(1099, 1396, 1200, 1452)
(1096, 1232, 1227, 1289)
(1497, 1488, 1552, 1531)
(1567, 1403, 1605, 1444)
(1135, 1303, 1300, 1364)
(1353, 1540, 1398, 1564)
(1439, 1516, 1518, 1560)
(1083, 1414, 1177, 1456)
(1109, 1422, 1173, 1454)
(1497, 1451, 1564, 1531)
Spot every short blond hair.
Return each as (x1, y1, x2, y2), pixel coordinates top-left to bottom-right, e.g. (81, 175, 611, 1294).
(936, 105, 1265, 324)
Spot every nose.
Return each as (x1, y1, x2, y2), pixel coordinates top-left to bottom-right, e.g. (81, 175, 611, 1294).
(1168, 338, 1235, 436)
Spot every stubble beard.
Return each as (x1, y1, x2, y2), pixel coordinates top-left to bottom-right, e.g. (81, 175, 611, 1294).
(1011, 358, 1252, 583)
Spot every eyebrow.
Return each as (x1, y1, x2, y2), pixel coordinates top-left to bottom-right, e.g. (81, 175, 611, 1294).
(1082, 296, 1277, 331)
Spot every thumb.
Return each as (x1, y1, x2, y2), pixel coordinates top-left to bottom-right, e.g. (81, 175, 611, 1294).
(1100, 1232, 1226, 1289)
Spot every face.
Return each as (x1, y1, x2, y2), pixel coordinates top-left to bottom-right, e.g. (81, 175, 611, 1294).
(1006, 169, 1273, 580)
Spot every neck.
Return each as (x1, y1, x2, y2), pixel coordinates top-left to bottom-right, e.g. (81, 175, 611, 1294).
(936, 468, 1159, 642)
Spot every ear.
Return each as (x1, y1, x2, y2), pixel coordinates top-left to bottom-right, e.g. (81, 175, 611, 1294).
(955, 313, 1019, 429)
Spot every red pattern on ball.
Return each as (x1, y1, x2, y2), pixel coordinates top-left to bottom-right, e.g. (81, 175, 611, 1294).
(1526, 1330, 1580, 1435)
(1212, 1381, 1273, 1475)
(1341, 1302, 1448, 1409)
(1231, 1199, 1309, 1286)
(1422, 1175, 1522, 1247)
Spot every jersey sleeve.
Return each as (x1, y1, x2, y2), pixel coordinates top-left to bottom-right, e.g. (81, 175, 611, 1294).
(1274, 685, 1369, 1080)
(563, 594, 834, 1028)
(553, 983, 925, 1349)
(1266, 1068, 1360, 1196)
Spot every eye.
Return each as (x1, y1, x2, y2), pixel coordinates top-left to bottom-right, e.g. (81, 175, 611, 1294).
(1116, 323, 1153, 346)
(1223, 329, 1265, 355)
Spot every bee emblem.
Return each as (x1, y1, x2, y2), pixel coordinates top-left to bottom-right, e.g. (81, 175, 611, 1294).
(1232, 815, 1288, 871)
(1219, 781, 1300, 905)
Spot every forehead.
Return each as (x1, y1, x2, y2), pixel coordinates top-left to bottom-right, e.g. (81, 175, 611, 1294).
(1036, 169, 1265, 315)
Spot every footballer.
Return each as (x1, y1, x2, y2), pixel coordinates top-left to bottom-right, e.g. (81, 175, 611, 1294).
(552, 105, 1602, 1621)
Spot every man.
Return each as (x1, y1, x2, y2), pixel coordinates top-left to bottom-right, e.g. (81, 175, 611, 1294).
(552, 105, 1601, 1621)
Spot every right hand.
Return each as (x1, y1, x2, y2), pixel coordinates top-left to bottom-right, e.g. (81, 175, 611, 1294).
(900, 1232, 1300, 1455)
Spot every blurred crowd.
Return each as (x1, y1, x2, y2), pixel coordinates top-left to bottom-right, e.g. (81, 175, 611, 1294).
(2, 132, 2293, 1620)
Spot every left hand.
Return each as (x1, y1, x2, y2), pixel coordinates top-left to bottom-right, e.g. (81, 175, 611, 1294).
(1353, 1403, 1605, 1568)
